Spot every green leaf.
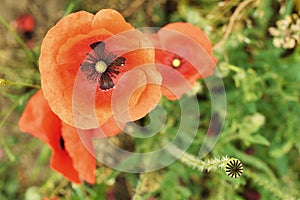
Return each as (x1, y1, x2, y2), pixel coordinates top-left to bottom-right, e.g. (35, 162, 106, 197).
(269, 141, 293, 158)
(244, 134, 270, 146)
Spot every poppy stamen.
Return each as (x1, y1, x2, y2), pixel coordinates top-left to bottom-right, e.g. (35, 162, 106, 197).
(80, 41, 126, 91)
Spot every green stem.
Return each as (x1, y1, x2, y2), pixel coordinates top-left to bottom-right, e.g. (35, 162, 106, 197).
(226, 64, 244, 73)
(132, 173, 147, 200)
(168, 144, 230, 172)
(0, 102, 19, 162)
(219, 134, 240, 145)
(63, 2, 76, 16)
(0, 78, 40, 89)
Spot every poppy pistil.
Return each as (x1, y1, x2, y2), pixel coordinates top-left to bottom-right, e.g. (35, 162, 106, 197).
(95, 61, 108, 73)
(172, 58, 181, 68)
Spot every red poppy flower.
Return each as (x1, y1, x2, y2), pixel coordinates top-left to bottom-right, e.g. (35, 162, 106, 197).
(16, 14, 35, 33)
(18, 90, 122, 183)
(39, 9, 161, 129)
(152, 22, 217, 100)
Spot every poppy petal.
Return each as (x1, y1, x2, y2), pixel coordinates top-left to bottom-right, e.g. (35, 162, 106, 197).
(92, 9, 133, 34)
(18, 90, 81, 183)
(101, 117, 126, 137)
(112, 64, 162, 122)
(39, 9, 160, 129)
(60, 114, 125, 183)
(156, 63, 193, 100)
(161, 22, 216, 59)
(39, 11, 96, 129)
(153, 22, 217, 100)
(61, 124, 96, 184)
(156, 24, 216, 78)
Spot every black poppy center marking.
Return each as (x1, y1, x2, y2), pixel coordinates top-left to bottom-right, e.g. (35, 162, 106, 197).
(80, 41, 126, 90)
(59, 136, 65, 150)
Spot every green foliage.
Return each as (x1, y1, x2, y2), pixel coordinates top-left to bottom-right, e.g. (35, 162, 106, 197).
(1, 0, 300, 199)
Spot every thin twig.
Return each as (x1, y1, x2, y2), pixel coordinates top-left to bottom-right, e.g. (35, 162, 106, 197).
(214, 0, 256, 49)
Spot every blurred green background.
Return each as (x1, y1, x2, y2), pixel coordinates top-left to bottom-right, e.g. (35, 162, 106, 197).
(0, 0, 300, 199)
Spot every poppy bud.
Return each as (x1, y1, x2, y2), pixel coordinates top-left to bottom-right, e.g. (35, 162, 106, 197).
(16, 14, 35, 33)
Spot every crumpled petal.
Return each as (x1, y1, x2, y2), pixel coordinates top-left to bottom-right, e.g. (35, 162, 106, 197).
(18, 90, 80, 183)
(18, 90, 124, 183)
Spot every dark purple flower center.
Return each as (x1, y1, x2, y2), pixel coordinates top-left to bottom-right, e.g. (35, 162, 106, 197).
(80, 41, 126, 90)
